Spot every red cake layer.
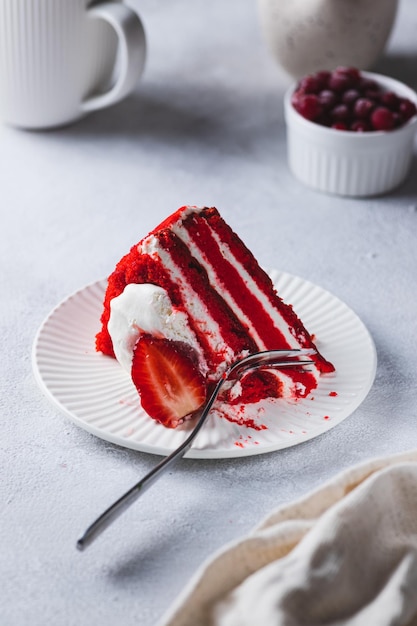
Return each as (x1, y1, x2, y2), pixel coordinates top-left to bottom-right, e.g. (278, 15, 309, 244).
(96, 206, 335, 425)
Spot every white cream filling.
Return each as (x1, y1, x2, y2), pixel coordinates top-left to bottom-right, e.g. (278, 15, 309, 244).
(107, 283, 207, 375)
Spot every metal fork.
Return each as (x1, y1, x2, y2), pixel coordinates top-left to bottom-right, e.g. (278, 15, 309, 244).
(76, 348, 314, 551)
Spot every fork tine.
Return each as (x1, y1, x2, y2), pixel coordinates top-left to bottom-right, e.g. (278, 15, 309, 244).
(76, 349, 314, 551)
(228, 348, 315, 378)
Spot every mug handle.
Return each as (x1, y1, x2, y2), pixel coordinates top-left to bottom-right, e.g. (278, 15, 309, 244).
(81, 2, 146, 112)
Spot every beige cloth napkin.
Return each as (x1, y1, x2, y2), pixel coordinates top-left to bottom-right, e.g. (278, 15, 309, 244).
(160, 449, 417, 626)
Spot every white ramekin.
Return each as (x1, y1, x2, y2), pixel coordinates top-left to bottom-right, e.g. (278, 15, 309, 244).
(284, 71, 417, 197)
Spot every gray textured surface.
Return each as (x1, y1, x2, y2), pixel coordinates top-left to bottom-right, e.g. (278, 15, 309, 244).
(2, 1, 417, 624)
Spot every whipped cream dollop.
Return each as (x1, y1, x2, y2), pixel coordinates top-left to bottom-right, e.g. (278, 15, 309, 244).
(107, 283, 205, 374)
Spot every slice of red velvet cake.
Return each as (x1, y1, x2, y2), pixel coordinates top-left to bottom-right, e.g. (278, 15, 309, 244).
(96, 205, 334, 428)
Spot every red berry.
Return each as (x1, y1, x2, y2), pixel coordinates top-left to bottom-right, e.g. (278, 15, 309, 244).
(293, 93, 323, 121)
(131, 336, 207, 428)
(399, 98, 417, 121)
(315, 71, 331, 90)
(318, 89, 337, 110)
(329, 72, 352, 92)
(359, 77, 379, 93)
(350, 120, 371, 132)
(392, 112, 403, 127)
(331, 103, 350, 121)
(291, 91, 302, 108)
(364, 89, 382, 102)
(381, 91, 399, 110)
(331, 121, 348, 130)
(298, 74, 321, 94)
(342, 89, 360, 105)
(354, 98, 375, 119)
(370, 107, 395, 131)
(335, 66, 361, 83)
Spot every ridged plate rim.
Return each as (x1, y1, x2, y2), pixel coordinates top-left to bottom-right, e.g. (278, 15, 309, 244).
(32, 271, 377, 459)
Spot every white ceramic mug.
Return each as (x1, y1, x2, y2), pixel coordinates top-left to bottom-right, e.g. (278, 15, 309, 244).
(0, 0, 146, 129)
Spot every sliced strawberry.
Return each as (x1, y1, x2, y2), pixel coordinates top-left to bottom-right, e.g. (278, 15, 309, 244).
(131, 335, 207, 428)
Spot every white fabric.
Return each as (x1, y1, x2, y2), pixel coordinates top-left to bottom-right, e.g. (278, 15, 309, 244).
(160, 449, 417, 626)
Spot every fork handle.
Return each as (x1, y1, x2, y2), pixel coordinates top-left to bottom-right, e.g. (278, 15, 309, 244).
(76, 397, 218, 550)
(76, 435, 193, 551)
(77, 375, 227, 550)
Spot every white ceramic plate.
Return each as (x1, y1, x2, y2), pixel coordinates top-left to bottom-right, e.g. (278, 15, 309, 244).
(32, 271, 377, 459)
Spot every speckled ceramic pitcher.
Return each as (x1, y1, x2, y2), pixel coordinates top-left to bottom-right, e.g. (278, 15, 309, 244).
(258, 0, 399, 78)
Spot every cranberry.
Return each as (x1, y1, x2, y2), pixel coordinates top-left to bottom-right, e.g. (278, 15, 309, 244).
(359, 77, 379, 92)
(399, 98, 417, 121)
(315, 71, 331, 89)
(318, 89, 338, 110)
(293, 93, 322, 121)
(381, 91, 399, 110)
(331, 121, 348, 130)
(336, 66, 361, 83)
(392, 112, 403, 127)
(328, 72, 352, 93)
(331, 104, 350, 121)
(342, 89, 360, 105)
(371, 107, 395, 131)
(354, 98, 375, 119)
(298, 74, 321, 94)
(350, 120, 371, 132)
